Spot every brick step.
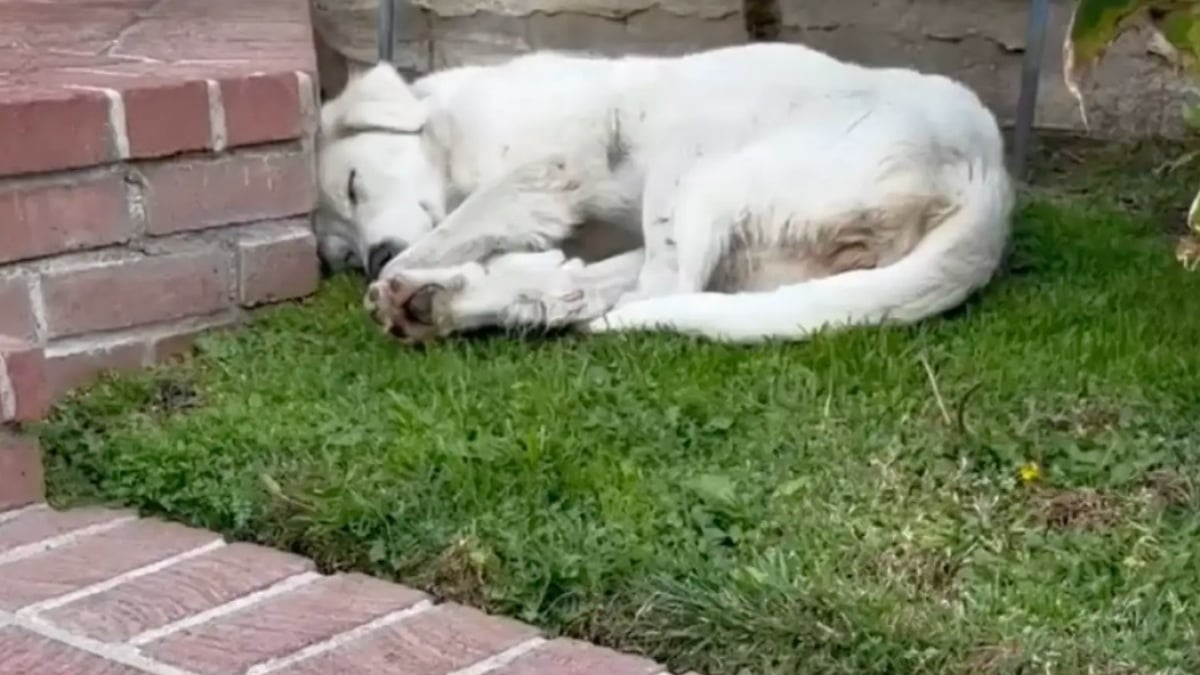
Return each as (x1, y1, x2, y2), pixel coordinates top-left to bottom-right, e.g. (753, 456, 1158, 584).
(0, 506, 681, 675)
(0, 0, 316, 177)
(0, 0, 322, 406)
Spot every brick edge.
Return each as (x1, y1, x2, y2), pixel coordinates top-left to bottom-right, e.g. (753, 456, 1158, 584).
(0, 70, 317, 178)
(0, 429, 43, 512)
(0, 337, 47, 512)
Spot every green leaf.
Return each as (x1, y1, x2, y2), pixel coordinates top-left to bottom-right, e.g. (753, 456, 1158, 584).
(1183, 102, 1200, 133)
(1065, 1, 1200, 243)
(1156, 4, 1200, 66)
(686, 473, 738, 506)
(774, 477, 809, 498)
(1063, 0, 1200, 126)
(368, 538, 388, 564)
(1067, 0, 1150, 69)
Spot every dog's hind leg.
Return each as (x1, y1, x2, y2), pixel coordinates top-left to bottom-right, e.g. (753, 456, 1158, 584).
(620, 151, 696, 303)
(613, 147, 740, 308)
(618, 135, 755, 306)
(368, 249, 644, 343)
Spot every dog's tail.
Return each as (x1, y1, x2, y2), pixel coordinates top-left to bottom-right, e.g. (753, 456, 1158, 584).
(587, 156, 1014, 343)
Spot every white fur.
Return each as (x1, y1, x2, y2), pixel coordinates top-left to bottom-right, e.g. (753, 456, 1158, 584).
(318, 43, 1014, 343)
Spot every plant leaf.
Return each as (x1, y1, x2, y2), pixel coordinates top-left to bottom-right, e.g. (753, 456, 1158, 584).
(1189, 186, 1200, 234)
(1064, 0, 1149, 128)
(1062, 0, 1200, 127)
(686, 473, 738, 506)
(1156, 4, 1200, 68)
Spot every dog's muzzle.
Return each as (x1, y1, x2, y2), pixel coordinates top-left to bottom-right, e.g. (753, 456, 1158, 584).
(367, 239, 407, 279)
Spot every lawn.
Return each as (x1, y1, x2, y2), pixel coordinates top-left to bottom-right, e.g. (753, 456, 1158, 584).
(40, 141, 1200, 675)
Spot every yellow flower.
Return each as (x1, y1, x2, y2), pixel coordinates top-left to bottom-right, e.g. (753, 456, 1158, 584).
(1018, 461, 1041, 484)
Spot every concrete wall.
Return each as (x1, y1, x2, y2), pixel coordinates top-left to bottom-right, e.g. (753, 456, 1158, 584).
(311, 0, 1200, 138)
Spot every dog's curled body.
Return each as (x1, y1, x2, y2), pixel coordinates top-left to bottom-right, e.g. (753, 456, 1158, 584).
(318, 43, 1014, 343)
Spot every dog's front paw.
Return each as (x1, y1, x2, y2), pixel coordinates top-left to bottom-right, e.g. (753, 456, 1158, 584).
(364, 275, 460, 344)
(503, 287, 609, 331)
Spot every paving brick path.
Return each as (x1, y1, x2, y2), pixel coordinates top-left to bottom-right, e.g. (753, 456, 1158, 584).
(0, 505, 679, 675)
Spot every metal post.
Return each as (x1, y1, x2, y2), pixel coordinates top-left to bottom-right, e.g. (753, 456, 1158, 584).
(377, 0, 396, 63)
(1011, 0, 1051, 179)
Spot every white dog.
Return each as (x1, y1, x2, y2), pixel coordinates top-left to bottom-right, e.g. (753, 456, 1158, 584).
(316, 43, 1014, 343)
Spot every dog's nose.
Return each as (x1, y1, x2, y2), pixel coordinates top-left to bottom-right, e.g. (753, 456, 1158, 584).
(367, 239, 406, 279)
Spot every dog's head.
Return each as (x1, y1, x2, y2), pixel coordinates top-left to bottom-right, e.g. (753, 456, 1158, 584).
(316, 63, 447, 278)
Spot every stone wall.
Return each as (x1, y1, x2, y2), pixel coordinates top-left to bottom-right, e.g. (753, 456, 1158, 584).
(311, 0, 1200, 139)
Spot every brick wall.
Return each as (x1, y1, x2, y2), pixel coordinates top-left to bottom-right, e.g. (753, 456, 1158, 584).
(1, 0, 322, 509)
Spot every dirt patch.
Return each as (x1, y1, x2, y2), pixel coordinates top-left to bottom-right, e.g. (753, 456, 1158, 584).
(152, 377, 200, 413)
(870, 542, 965, 597)
(1139, 469, 1197, 510)
(1032, 487, 1123, 532)
(1041, 399, 1123, 439)
(962, 643, 1151, 675)
(961, 643, 1029, 675)
(418, 536, 494, 608)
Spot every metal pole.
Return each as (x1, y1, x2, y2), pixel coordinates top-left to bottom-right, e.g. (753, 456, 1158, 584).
(377, 0, 396, 63)
(1011, 0, 1051, 179)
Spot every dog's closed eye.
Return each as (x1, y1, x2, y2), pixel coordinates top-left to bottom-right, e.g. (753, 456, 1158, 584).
(347, 169, 359, 206)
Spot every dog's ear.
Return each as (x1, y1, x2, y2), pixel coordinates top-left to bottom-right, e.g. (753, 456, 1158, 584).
(320, 62, 427, 138)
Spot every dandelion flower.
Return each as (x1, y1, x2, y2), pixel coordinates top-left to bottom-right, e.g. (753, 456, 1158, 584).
(1019, 461, 1041, 484)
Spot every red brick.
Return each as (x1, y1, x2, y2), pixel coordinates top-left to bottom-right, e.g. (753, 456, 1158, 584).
(46, 542, 315, 642)
(44, 339, 147, 401)
(0, 518, 219, 611)
(493, 639, 665, 675)
(0, 173, 131, 264)
(237, 220, 319, 306)
(0, 507, 132, 554)
(0, 86, 115, 177)
(40, 248, 233, 339)
(0, 626, 144, 675)
(145, 573, 429, 675)
(0, 275, 37, 342)
(221, 71, 304, 148)
(0, 432, 43, 512)
(0, 336, 48, 423)
(123, 79, 212, 159)
(277, 603, 539, 675)
(140, 150, 316, 235)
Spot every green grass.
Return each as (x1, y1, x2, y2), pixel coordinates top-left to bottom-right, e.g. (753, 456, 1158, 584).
(39, 142, 1200, 674)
